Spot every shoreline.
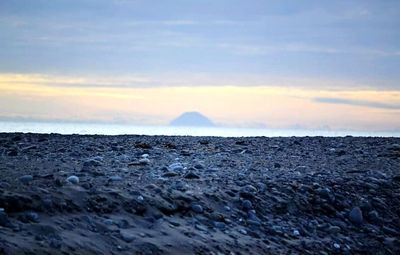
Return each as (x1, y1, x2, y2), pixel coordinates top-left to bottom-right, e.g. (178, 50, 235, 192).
(0, 133, 399, 254)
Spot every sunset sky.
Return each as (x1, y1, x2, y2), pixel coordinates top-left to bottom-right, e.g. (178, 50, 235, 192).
(1, 0, 400, 131)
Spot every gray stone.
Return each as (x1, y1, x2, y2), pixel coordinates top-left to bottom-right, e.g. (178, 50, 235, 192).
(349, 207, 363, 225)
(194, 163, 205, 170)
(109, 176, 123, 182)
(191, 204, 203, 213)
(19, 175, 33, 184)
(169, 163, 184, 172)
(139, 158, 150, 165)
(66, 175, 79, 184)
(242, 200, 253, 210)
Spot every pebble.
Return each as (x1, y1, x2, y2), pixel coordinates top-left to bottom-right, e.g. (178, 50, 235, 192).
(119, 229, 136, 243)
(139, 158, 150, 165)
(169, 163, 184, 172)
(213, 222, 226, 229)
(242, 200, 253, 210)
(349, 207, 363, 225)
(162, 172, 179, 177)
(191, 204, 203, 213)
(109, 176, 123, 182)
(66, 175, 79, 184)
(292, 229, 300, 236)
(238, 229, 247, 235)
(333, 243, 341, 249)
(19, 175, 33, 184)
(193, 163, 205, 170)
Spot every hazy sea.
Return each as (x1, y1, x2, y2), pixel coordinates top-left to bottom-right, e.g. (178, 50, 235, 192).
(0, 121, 399, 137)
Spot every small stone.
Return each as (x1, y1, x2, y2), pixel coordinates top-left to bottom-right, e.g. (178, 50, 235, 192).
(141, 154, 149, 158)
(191, 204, 203, 213)
(19, 175, 33, 184)
(66, 175, 79, 185)
(213, 222, 226, 229)
(169, 163, 184, 172)
(293, 229, 300, 236)
(238, 229, 247, 235)
(333, 243, 341, 249)
(194, 163, 205, 170)
(139, 158, 150, 165)
(104, 219, 114, 225)
(349, 207, 363, 225)
(169, 221, 180, 227)
(162, 172, 179, 177)
(242, 200, 253, 210)
(109, 176, 123, 182)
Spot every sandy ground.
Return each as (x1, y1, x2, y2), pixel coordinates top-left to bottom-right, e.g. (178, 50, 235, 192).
(0, 133, 399, 254)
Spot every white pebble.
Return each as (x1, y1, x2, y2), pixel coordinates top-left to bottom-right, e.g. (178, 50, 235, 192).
(139, 158, 150, 165)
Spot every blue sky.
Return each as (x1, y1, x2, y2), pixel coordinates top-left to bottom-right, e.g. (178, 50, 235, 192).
(0, 0, 400, 130)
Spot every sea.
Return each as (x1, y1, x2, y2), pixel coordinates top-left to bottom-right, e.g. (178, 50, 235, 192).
(0, 121, 399, 137)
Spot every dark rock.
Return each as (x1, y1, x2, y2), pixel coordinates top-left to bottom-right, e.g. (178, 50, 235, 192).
(7, 149, 18, 156)
(134, 142, 152, 149)
(349, 207, 363, 225)
(184, 172, 200, 179)
(162, 172, 179, 177)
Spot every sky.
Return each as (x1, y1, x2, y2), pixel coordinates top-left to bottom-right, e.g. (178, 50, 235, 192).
(0, 0, 400, 131)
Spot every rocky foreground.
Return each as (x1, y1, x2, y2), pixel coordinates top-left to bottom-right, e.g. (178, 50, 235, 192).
(0, 133, 399, 255)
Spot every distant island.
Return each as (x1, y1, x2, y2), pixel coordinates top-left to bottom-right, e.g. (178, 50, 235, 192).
(170, 111, 215, 127)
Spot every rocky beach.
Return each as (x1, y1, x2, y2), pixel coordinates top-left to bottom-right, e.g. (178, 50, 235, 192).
(0, 133, 399, 254)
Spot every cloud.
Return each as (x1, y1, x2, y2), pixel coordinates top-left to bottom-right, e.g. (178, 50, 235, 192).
(314, 97, 400, 110)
